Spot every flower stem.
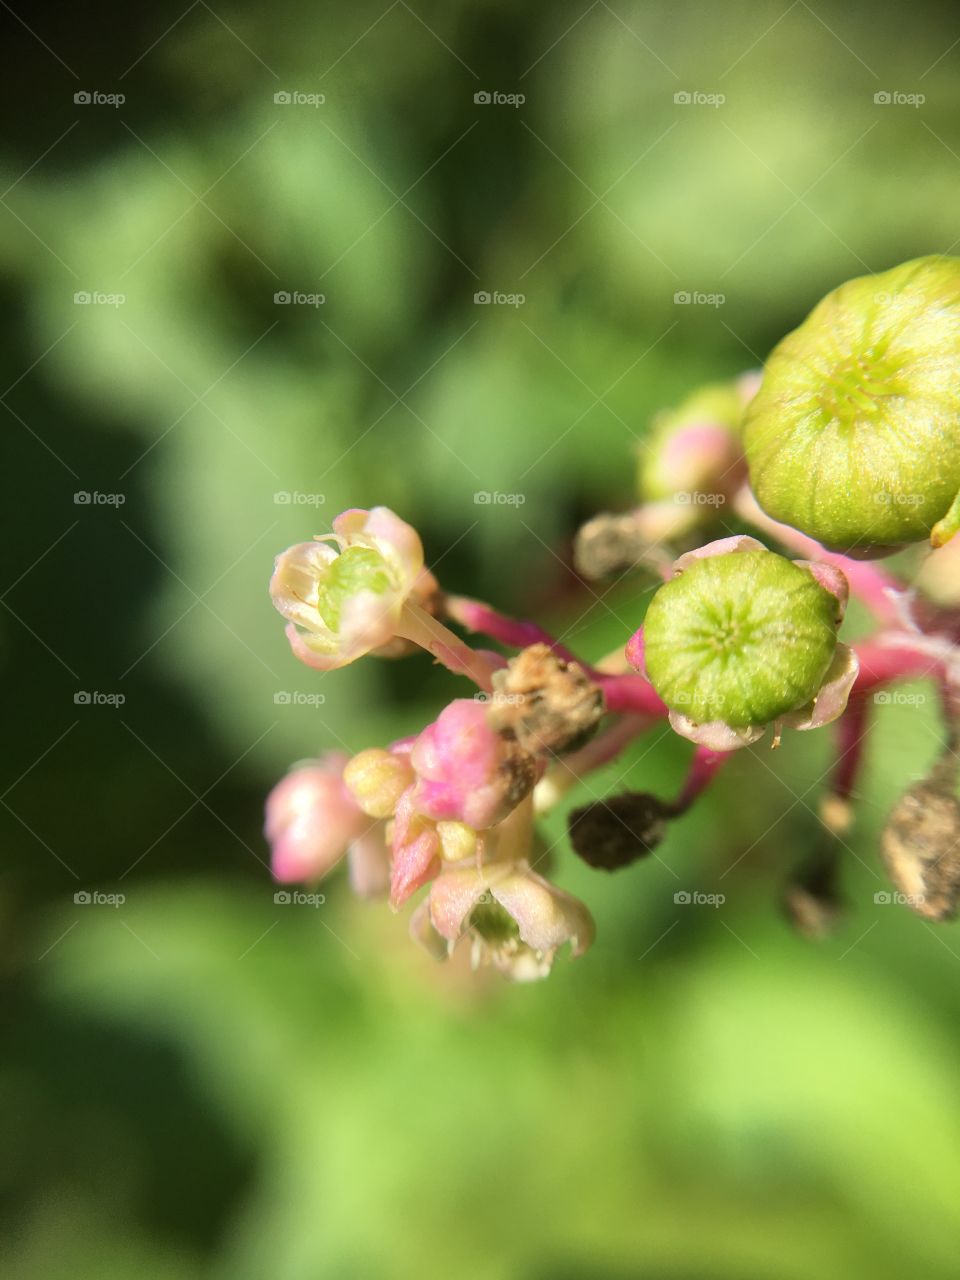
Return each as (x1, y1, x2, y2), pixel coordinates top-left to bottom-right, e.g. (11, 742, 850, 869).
(671, 745, 728, 814)
(443, 595, 584, 664)
(851, 637, 947, 695)
(598, 672, 668, 717)
(396, 602, 502, 691)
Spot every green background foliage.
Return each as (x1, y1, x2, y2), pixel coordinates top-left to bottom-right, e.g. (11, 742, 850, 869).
(3, 1, 960, 1276)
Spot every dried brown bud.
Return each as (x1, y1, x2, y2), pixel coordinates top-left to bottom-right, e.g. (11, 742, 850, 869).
(574, 512, 648, 580)
(882, 760, 960, 921)
(568, 791, 670, 871)
(487, 643, 605, 757)
(498, 741, 540, 815)
(783, 848, 844, 940)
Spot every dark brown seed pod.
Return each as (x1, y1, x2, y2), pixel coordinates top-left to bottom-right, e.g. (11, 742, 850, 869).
(568, 791, 671, 871)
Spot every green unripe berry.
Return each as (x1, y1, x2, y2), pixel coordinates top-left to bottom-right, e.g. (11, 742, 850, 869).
(643, 550, 839, 728)
(743, 256, 960, 550)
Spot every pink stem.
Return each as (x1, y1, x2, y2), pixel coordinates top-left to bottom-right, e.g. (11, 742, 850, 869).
(831, 696, 870, 801)
(850, 639, 945, 696)
(597, 672, 668, 717)
(671, 746, 728, 814)
(444, 595, 584, 665)
(565, 714, 652, 773)
(444, 594, 667, 714)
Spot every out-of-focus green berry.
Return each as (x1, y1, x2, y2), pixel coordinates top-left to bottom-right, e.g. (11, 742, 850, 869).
(643, 547, 840, 728)
(743, 256, 960, 551)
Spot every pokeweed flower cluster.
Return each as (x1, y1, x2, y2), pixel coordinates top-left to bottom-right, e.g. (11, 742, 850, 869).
(266, 255, 960, 980)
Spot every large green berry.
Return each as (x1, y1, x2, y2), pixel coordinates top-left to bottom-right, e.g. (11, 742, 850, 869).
(643, 549, 840, 728)
(743, 256, 960, 551)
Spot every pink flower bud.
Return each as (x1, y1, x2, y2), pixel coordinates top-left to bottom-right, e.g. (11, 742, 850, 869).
(650, 424, 743, 499)
(265, 754, 367, 884)
(410, 698, 537, 830)
(639, 380, 749, 503)
(270, 507, 425, 672)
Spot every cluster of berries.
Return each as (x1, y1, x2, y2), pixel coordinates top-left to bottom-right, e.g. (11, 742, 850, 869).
(266, 257, 960, 979)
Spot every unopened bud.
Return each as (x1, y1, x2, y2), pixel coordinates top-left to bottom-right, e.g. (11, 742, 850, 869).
(638, 380, 747, 501)
(410, 698, 538, 830)
(343, 747, 414, 818)
(568, 791, 671, 871)
(916, 534, 960, 608)
(436, 820, 478, 862)
(488, 643, 605, 756)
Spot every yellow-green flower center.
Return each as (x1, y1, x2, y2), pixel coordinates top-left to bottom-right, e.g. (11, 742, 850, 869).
(315, 546, 391, 632)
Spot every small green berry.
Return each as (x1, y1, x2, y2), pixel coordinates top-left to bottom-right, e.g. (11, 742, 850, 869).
(743, 256, 960, 551)
(643, 547, 839, 728)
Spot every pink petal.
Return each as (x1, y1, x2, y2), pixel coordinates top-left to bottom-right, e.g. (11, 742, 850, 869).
(347, 823, 392, 898)
(794, 560, 850, 621)
(428, 865, 492, 940)
(390, 787, 441, 909)
(490, 866, 595, 956)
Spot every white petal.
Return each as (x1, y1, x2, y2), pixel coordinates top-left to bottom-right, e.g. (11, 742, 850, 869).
(667, 709, 765, 751)
(783, 644, 860, 731)
(269, 541, 338, 629)
(672, 534, 766, 576)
